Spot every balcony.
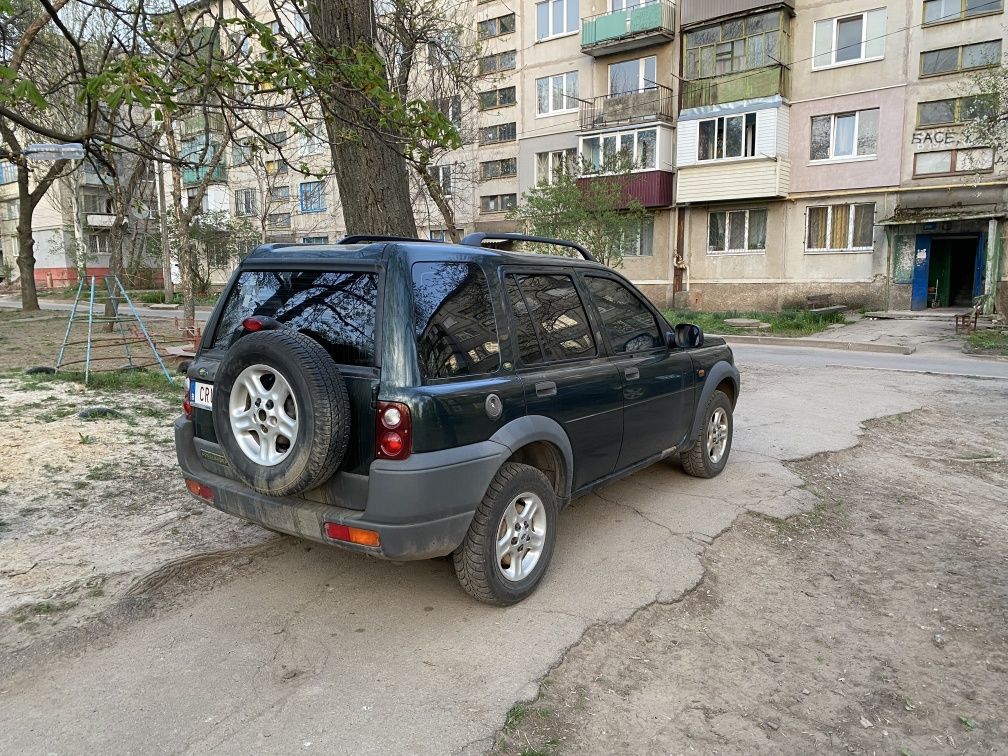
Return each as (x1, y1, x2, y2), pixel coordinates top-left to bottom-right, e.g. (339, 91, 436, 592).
(581, 0, 675, 57)
(577, 170, 675, 209)
(680, 0, 793, 28)
(681, 65, 788, 110)
(182, 164, 227, 186)
(580, 85, 674, 131)
(676, 157, 789, 203)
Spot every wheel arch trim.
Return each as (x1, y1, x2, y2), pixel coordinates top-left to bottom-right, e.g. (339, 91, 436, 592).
(688, 361, 740, 447)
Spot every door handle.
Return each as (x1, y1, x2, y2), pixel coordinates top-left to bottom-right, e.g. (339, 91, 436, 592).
(624, 367, 640, 381)
(535, 381, 557, 397)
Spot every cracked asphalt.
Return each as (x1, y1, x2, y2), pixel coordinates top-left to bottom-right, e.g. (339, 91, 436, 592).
(0, 352, 972, 755)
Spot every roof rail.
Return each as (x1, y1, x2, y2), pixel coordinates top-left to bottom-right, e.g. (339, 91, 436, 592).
(336, 234, 436, 245)
(460, 232, 596, 263)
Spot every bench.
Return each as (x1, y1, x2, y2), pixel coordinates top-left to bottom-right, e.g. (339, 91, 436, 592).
(955, 308, 979, 334)
(806, 294, 847, 315)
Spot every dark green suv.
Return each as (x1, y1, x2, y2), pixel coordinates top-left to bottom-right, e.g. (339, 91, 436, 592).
(176, 234, 739, 605)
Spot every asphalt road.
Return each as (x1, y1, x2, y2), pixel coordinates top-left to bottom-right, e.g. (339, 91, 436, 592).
(3, 360, 994, 755)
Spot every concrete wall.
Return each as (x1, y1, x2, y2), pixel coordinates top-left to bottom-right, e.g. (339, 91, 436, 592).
(789, 88, 905, 193)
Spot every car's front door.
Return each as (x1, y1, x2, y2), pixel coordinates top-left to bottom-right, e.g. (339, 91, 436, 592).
(503, 270, 624, 491)
(581, 273, 695, 470)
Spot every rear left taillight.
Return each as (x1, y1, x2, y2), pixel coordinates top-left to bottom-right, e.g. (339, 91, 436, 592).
(375, 401, 411, 461)
(183, 378, 193, 419)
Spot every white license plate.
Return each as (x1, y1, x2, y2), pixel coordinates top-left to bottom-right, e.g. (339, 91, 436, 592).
(190, 381, 214, 410)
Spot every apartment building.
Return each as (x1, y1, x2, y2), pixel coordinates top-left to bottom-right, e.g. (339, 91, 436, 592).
(677, 0, 1007, 311)
(7, 0, 1007, 313)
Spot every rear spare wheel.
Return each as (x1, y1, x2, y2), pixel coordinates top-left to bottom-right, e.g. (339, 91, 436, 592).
(212, 330, 350, 496)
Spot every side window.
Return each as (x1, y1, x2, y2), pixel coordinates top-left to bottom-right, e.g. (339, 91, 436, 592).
(505, 276, 545, 364)
(584, 276, 664, 353)
(506, 273, 596, 363)
(412, 262, 500, 381)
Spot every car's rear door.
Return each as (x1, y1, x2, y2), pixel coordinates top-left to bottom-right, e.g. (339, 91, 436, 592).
(502, 268, 623, 491)
(580, 273, 695, 469)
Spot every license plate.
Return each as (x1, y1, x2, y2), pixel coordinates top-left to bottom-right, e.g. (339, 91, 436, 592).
(190, 381, 214, 410)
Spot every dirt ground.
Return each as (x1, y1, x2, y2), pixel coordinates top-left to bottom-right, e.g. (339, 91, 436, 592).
(0, 309, 271, 655)
(493, 391, 1008, 755)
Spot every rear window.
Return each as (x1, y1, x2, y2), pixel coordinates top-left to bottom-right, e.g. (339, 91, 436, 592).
(212, 270, 378, 366)
(412, 262, 500, 381)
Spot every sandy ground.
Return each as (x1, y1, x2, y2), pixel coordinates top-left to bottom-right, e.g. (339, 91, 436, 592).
(0, 375, 272, 654)
(492, 389, 1008, 755)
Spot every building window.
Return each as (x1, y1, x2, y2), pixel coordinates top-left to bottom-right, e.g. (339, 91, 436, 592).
(480, 193, 517, 213)
(683, 10, 785, 79)
(302, 236, 329, 244)
(608, 56, 656, 95)
(299, 126, 327, 156)
(622, 215, 655, 257)
(913, 147, 994, 176)
(810, 108, 879, 161)
(265, 130, 288, 147)
(267, 212, 292, 229)
(479, 158, 517, 180)
(82, 193, 111, 215)
(429, 229, 447, 242)
(271, 185, 290, 201)
(812, 9, 886, 68)
(234, 188, 258, 217)
(581, 127, 658, 172)
(231, 142, 251, 167)
(536, 71, 579, 115)
(479, 122, 517, 145)
(478, 13, 515, 39)
(805, 203, 875, 252)
(920, 40, 1002, 77)
(917, 95, 994, 127)
(433, 95, 462, 127)
(265, 160, 288, 175)
(535, 148, 577, 184)
(478, 50, 516, 75)
(536, 0, 579, 40)
(708, 209, 768, 253)
(478, 86, 516, 110)
(0, 161, 17, 184)
(697, 113, 757, 161)
(429, 164, 453, 196)
(298, 181, 325, 213)
(923, 0, 1003, 25)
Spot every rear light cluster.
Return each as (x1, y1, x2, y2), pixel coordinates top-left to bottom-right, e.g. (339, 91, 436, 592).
(185, 478, 214, 502)
(324, 522, 380, 548)
(183, 378, 193, 419)
(375, 401, 411, 461)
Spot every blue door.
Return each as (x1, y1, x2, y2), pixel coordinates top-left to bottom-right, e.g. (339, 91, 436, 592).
(911, 235, 932, 310)
(973, 234, 987, 300)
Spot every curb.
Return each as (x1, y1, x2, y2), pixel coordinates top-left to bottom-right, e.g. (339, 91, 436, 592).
(716, 333, 916, 355)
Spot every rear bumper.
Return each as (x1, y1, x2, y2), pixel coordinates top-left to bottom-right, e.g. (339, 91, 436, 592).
(175, 417, 508, 560)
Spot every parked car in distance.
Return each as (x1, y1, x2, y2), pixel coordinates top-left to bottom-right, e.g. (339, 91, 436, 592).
(175, 233, 740, 605)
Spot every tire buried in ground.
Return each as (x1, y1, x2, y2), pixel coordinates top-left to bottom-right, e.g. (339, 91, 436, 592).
(211, 330, 350, 497)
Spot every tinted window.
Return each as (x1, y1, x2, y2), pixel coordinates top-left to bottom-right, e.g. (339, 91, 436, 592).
(507, 273, 595, 363)
(585, 276, 663, 353)
(412, 262, 500, 381)
(505, 276, 546, 364)
(213, 270, 378, 366)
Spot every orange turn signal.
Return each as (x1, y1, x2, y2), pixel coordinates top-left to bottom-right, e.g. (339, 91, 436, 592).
(324, 522, 380, 548)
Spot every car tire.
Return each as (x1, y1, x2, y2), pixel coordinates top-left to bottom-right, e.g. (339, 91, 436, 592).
(453, 462, 558, 606)
(680, 389, 733, 479)
(212, 330, 350, 497)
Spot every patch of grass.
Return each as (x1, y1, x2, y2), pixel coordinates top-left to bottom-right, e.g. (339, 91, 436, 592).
(21, 368, 181, 398)
(505, 704, 529, 731)
(665, 309, 847, 337)
(86, 461, 119, 481)
(79, 433, 96, 445)
(966, 329, 1008, 356)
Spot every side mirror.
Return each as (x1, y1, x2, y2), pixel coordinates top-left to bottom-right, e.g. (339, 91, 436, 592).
(672, 323, 704, 349)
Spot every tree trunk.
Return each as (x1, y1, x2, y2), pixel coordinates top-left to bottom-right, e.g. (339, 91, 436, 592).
(15, 172, 39, 311)
(310, 0, 418, 238)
